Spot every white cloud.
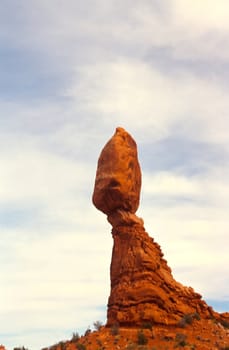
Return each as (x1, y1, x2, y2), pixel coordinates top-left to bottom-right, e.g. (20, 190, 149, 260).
(139, 170, 229, 300)
(4, 0, 229, 67)
(143, 170, 229, 206)
(131, 0, 229, 61)
(0, 227, 111, 349)
(0, 136, 93, 203)
(172, 0, 229, 32)
(68, 59, 229, 146)
(0, 126, 112, 350)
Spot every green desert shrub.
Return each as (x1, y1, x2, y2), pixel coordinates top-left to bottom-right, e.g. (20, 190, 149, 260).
(58, 342, 65, 350)
(93, 320, 103, 331)
(137, 329, 148, 345)
(175, 333, 188, 347)
(220, 319, 229, 329)
(142, 321, 153, 330)
(71, 331, 80, 341)
(84, 327, 91, 336)
(178, 312, 200, 328)
(76, 344, 86, 350)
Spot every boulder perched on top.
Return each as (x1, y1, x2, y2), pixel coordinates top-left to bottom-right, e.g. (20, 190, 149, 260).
(92, 127, 141, 216)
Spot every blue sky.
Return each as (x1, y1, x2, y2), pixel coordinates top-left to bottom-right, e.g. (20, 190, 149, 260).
(1, 0, 229, 349)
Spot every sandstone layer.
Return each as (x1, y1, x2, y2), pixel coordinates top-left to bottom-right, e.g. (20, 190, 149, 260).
(92, 127, 225, 327)
(108, 223, 215, 326)
(92, 127, 141, 216)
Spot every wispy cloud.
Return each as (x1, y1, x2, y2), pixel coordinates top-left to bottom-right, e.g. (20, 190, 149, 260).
(140, 169, 229, 300)
(0, 1, 229, 349)
(67, 58, 229, 146)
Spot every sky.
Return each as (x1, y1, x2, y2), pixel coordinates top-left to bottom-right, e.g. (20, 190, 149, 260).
(0, 0, 229, 349)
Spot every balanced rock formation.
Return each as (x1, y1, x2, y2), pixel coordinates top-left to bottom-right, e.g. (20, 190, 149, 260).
(92, 127, 142, 227)
(92, 127, 220, 327)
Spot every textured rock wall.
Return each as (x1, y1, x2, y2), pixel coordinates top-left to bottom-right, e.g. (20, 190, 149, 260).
(92, 127, 141, 216)
(92, 127, 217, 327)
(107, 223, 214, 326)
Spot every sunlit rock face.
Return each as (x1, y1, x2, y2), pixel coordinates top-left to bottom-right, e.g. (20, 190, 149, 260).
(92, 127, 217, 327)
(92, 127, 141, 217)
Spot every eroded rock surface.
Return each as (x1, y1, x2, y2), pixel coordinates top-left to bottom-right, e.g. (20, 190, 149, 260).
(107, 223, 215, 326)
(92, 127, 221, 327)
(92, 127, 141, 217)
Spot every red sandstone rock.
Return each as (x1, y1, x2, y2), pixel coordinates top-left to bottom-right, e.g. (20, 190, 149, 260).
(92, 127, 141, 216)
(107, 223, 215, 326)
(92, 127, 223, 327)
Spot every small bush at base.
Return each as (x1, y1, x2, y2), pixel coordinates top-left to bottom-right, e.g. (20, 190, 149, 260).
(142, 321, 153, 330)
(220, 320, 229, 329)
(84, 327, 91, 336)
(93, 320, 103, 331)
(137, 330, 148, 345)
(76, 344, 86, 350)
(175, 333, 188, 347)
(71, 332, 80, 341)
(178, 312, 200, 328)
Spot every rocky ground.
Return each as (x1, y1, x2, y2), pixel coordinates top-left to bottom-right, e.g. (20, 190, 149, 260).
(44, 316, 229, 350)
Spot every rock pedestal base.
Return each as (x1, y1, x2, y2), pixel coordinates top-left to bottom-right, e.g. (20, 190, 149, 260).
(107, 219, 215, 326)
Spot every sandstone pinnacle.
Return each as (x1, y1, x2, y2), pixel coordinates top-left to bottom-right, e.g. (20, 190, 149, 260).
(92, 127, 223, 327)
(44, 126, 229, 350)
(92, 127, 142, 225)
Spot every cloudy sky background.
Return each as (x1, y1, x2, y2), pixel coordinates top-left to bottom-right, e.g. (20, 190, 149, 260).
(1, 0, 229, 348)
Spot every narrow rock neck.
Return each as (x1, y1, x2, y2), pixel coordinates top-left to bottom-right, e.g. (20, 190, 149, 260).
(107, 209, 144, 228)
